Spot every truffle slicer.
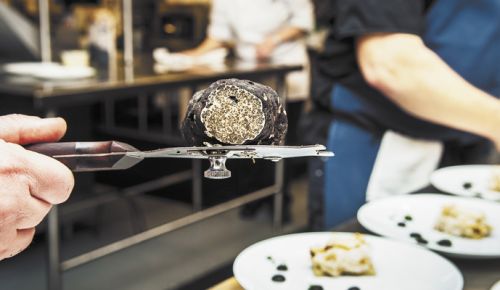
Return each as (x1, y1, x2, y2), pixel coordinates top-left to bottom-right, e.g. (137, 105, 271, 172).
(27, 141, 334, 179)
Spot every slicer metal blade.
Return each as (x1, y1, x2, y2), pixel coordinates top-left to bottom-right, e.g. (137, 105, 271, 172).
(130, 145, 333, 179)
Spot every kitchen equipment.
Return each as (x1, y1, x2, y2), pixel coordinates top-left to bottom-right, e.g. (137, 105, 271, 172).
(27, 141, 333, 179)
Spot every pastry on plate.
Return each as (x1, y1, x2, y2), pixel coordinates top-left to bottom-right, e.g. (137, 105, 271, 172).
(434, 204, 492, 239)
(310, 233, 375, 277)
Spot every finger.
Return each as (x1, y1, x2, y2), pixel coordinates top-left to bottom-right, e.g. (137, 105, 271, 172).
(1, 142, 74, 205)
(0, 228, 35, 260)
(0, 114, 67, 145)
(0, 193, 20, 227)
(23, 149, 75, 205)
(15, 228, 36, 253)
(17, 197, 51, 230)
(0, 228, 16, 260)
(0, 189, 51, 230)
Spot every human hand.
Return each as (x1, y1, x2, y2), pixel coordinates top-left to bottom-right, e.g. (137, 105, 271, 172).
(494, 134, 500, 152)
(256, 36, 278, 61)
(0, 114, 74, 261)
(490, 111, 500, 152)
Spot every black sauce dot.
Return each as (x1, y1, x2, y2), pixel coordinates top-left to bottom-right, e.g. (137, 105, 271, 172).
(475, 192, 483, 198)
(397, 222, 406, 227)
(410, 232, 421, 239)
(463, 182, 473, 189)
(416, 238, 428, 245)
(266, 256, 273, 261)
(405, 215, 413, 221)
(277, 264, 288, 271)
(437, 239, 453, 247)
(348, 287, 361, 290)
(271, 274, 286, 282)
(308, 285, 323, 290)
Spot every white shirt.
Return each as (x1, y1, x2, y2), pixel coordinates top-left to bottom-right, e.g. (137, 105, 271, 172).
(208, 0, 314, 100)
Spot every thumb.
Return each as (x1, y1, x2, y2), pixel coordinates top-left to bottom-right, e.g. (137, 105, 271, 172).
(0, 114, 67, 145)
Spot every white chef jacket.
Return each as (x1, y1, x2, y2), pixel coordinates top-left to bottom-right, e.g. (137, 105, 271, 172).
(208, 0, 314, 101)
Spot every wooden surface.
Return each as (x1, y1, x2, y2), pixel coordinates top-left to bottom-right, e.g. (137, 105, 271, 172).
(210, 220, 500, 290)
(209, 277, 242, 290)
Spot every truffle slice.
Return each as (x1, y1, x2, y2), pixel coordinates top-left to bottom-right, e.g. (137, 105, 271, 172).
(181, 79, 288, 146)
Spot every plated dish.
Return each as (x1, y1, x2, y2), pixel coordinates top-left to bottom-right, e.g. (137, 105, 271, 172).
(358, 194, 500, 258)
(310, 233, 375, 277)
(434, 204, 492, 239)
(431, 165, 500, 201)
(234, 232, 463, 290)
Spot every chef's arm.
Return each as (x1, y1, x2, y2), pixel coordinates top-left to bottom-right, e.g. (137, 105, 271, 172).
(265, 0, 313, 46)
(357, 33, 500, 149)
(267, 27, 308, 46)
(256, 27, 307, 60)
(181, 37, 228, 57)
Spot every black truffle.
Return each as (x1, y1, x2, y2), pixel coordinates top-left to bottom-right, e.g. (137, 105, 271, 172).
(181, 79, 288, 146)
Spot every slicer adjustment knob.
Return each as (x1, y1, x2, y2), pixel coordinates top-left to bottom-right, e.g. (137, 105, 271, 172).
(204, 156, 231, 179)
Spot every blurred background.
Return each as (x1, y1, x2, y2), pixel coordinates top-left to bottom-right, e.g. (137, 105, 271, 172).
(0, 0, 323, 289)
(0, 0, 498, 290)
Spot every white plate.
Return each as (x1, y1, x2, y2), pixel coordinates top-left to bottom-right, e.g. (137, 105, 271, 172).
(4, 62, 59, 74)
(358, 194, 500, 259)
(431, 165, 500, 201)
(3, 62, 95, 79)
(233, 232, 463, 290)
(492, 280, 500, 290)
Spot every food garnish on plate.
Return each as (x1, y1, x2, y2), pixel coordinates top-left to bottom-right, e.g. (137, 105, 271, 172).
(310, 233, 375, 277)
(491, 168, 500, 192)
(434, 204, 492, 239)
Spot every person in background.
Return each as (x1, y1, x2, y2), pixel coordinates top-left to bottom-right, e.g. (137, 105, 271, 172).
(304, 0, 500, 230)
(182, 0, 314, 104)
(0, 115, 74, 260)
(182, 0, 315, 220)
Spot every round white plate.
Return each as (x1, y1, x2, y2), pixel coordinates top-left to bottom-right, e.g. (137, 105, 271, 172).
(4, 62, 59, 75)
(3, 62, 95, 79)
(492, 280, 500, 290)
(234, 232, 463, 290)
(431, 165, 500, 201)
(358, 194, 500, 259)
(490, 281, 500, 290)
